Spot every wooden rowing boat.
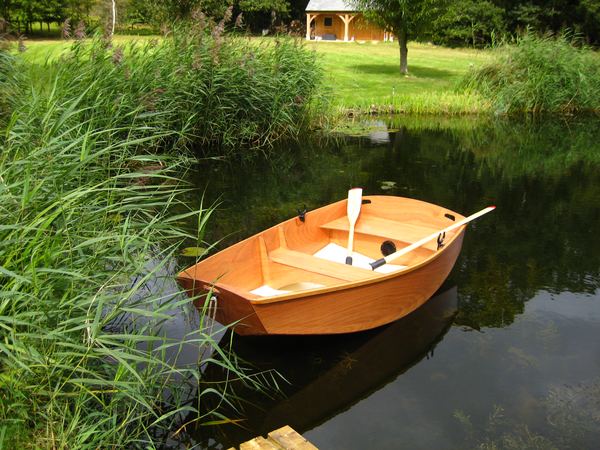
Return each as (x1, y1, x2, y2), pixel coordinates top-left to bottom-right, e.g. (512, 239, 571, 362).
(178, 195, 475, 335)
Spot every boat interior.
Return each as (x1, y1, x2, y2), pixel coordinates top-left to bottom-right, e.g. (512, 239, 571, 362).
(180, 196, 464, 300)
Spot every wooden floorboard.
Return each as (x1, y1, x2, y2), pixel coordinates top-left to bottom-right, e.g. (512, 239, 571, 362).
(233, 425, 318, 450)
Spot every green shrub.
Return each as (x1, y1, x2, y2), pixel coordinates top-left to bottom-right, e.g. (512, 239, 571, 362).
(462, 32, 600, 113)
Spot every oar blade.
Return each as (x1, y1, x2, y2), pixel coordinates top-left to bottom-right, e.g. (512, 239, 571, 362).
(347, 188, 363, 222)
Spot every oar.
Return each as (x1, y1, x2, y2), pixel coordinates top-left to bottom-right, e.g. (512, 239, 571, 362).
(346, 188, 363, 265)
(369, 206, 496, 270)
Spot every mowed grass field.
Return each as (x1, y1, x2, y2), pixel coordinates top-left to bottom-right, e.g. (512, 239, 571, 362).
(307, 40, 491, 113)
(16, 35, 156, 63)
(16, 35, 491, 114)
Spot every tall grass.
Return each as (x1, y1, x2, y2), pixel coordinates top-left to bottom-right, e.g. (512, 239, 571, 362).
(33, 26, 321, 155)
(462, 32, 600, 114)
(0, 50, 18, 123)
(0, 22, 303, 449)
(0, 83, 263, 449)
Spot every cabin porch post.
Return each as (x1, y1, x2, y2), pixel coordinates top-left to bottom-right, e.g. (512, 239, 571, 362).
(338, 14, 356, 42)
(306, 13, 315, 40)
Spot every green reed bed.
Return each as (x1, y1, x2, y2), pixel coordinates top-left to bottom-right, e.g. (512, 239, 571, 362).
(0, 51, 19, 123)
(462, 32, 600, 114)
(0, 81, 272, 450)
(0, 21, 317, 448)
(27, 28, 321, 155)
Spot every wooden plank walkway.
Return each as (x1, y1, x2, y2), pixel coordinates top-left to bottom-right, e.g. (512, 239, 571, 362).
(231, 425, 318, 450)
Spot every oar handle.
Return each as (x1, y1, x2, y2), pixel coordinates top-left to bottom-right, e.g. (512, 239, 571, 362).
(369, 206, 496, 270)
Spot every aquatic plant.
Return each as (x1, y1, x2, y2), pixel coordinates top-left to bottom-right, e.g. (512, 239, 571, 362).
(462, 32, 600, 114)
(0, 25, 294, 450)
(33, 24, 321, 156)
(0, 49, 18, 123)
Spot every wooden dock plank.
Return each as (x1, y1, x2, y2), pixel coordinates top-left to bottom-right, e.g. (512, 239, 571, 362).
(268, 425, 318, 450)
(233, 425, 318, 450)
(239, 436, 281, 450)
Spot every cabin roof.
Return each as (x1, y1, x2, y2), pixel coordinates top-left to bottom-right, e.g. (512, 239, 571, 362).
(305, 0, 357, 12)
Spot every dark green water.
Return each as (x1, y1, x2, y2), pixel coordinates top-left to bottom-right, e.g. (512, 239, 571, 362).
(181, 116, 600, 449)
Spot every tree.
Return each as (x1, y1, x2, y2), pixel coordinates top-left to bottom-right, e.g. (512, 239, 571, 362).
(579, 0, 600, 43)
(353, 0, 449, 74)
(433, 0, 505, 47)
(237, 0, 289, 32)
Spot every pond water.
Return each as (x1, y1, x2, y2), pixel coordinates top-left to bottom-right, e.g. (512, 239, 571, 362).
(179, 115, 600, 449)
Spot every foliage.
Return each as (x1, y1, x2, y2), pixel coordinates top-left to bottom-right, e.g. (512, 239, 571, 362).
(0, 0, 95, 33)
(0, 21, 320, 448)
(238, 0, 290, 32)
(32, 30, 321, 154)
(432, 0, 505, 47)
(122, 0, 290, 30)
(0, 48, 18, 122)
(461, 31, 600, 113)
(353, 0, 449, 73)
(0, 57, 272, 449)
(580, 0, 600, 42)
(238, 0, 288, 14)
(507, 2, 557, 32)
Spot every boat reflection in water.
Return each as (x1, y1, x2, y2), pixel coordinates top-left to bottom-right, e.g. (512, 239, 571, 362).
(190, 285, 458, 448)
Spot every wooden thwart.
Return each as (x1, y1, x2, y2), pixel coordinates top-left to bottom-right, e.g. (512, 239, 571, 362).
(321, 215, 439, 244)
(269, 247, 377, 282)
(234, 425, 318, 450)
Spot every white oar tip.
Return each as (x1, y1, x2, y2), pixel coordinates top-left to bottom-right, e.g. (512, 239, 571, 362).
(489, 205, 497, 210)
(347, 188, 363, 202)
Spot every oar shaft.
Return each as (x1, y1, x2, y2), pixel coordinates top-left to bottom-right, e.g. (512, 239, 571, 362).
(346, 223, 355, 264)
(346, 188, 363, 265)
(370, 206, 495, 269)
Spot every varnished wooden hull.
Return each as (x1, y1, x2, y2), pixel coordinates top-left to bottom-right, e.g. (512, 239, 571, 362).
(178, 196, 467, 335)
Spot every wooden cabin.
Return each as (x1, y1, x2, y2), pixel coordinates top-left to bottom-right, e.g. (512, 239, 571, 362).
(305, 0, 393, 42)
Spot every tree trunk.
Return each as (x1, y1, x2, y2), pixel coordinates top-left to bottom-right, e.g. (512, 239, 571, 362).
(398, 28, 408, 75)
(110, 0, 117, 36)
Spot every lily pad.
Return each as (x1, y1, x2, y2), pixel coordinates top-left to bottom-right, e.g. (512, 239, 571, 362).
(181, 247, 208, 257)
(379, 180, 397, 190)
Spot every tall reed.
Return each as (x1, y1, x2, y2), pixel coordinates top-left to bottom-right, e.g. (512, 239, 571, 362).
(462, 32, 600, 114)
(0, 25, 292, 450)
(0, 49, 18, 123)
(38, 26, 321, 156)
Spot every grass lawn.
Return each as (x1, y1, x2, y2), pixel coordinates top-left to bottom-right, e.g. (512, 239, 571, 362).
(16, 35, 157, 64)
(13, 35, 491, 114)
(308, 40, 491, 114)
